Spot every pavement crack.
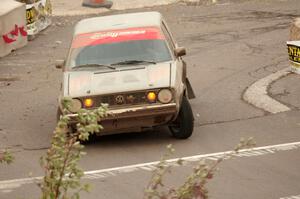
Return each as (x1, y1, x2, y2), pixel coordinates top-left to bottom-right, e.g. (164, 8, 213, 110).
(243, 42, 263, 55)
(181, 10, 298, 23)
(249, 22, 290, 35)
(22, 146, 49, 151)
(248, 59, 287, 79)
(195, 115, 267, 127)
(1, 145, 49, 153)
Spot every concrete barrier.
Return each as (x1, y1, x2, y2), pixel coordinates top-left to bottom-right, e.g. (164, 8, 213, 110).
(0, 0, 28, 58)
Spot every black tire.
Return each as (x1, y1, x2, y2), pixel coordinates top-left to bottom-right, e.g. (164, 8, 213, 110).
(169, 96, 194, 139)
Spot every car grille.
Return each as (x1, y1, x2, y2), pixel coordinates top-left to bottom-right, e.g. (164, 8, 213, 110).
(81, 90, 159, 108)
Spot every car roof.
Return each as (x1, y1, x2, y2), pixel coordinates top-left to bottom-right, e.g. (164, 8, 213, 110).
(74, 12, 163, 36)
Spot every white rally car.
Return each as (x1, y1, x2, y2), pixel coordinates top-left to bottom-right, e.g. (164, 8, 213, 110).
(56, 12, 195, 139)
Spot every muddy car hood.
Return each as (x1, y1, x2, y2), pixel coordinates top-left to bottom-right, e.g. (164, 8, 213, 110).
(64, 62, 172, 97)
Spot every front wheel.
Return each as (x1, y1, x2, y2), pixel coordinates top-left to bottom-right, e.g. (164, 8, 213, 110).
(169, 96, 194, 139)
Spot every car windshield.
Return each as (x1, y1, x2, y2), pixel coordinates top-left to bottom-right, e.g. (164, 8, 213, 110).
(66, 27, 173, 68)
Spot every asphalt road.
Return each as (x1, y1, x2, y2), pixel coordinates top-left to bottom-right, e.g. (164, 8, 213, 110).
(270, 73, 300, 109)
(1, 0, 300, 198)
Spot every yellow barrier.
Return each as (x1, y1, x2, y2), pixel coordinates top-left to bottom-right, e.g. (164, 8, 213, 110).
(17, 0, 52, 38)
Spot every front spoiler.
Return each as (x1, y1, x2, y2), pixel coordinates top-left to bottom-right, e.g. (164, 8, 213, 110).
(66, 103, 177, 121)
(66, 103, 177, 134)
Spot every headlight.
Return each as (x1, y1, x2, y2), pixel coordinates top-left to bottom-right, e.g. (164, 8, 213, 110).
(68, 98, 82, 113)
(83, 98, 94, 108)
(158, 89, 173, 104)
(147, 92, 157, 103)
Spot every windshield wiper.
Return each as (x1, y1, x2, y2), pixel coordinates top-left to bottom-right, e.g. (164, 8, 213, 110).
(111, 60, 156, 66)
(73, 64, 116, 70)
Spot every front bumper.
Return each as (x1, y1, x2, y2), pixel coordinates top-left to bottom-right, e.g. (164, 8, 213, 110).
(66, 103, 177, 134)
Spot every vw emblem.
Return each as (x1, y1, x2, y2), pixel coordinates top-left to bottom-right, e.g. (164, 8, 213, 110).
(115, 95, 125, 105)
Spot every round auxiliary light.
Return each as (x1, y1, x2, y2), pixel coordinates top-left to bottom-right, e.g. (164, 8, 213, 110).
(68, 99, 82, 113)
(158, 89, 173, 104)
(83, 98, 94, 108)
(147, 92, 157, 103)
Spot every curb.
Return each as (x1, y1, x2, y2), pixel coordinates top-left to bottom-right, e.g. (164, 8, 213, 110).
(243, 67, 291, 114)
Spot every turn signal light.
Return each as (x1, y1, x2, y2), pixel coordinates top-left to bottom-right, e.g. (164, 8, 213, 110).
(84, 98, 94, 108)
(147, 92, 157, 103)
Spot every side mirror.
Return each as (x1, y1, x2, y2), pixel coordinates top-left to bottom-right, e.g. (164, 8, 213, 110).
(55, 59, 65, 69)
(174, 47, 186, 57)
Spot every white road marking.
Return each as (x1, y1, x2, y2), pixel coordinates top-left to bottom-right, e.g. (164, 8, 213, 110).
(280, 194, 300, 199)
(243, 67, 291, 114)
(1, 141, 300, 192)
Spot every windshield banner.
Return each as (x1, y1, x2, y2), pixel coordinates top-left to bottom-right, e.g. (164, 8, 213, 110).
(24, 0, 52, 37)
(287, 41, 300, 74)
(72, 27, 165, 49)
